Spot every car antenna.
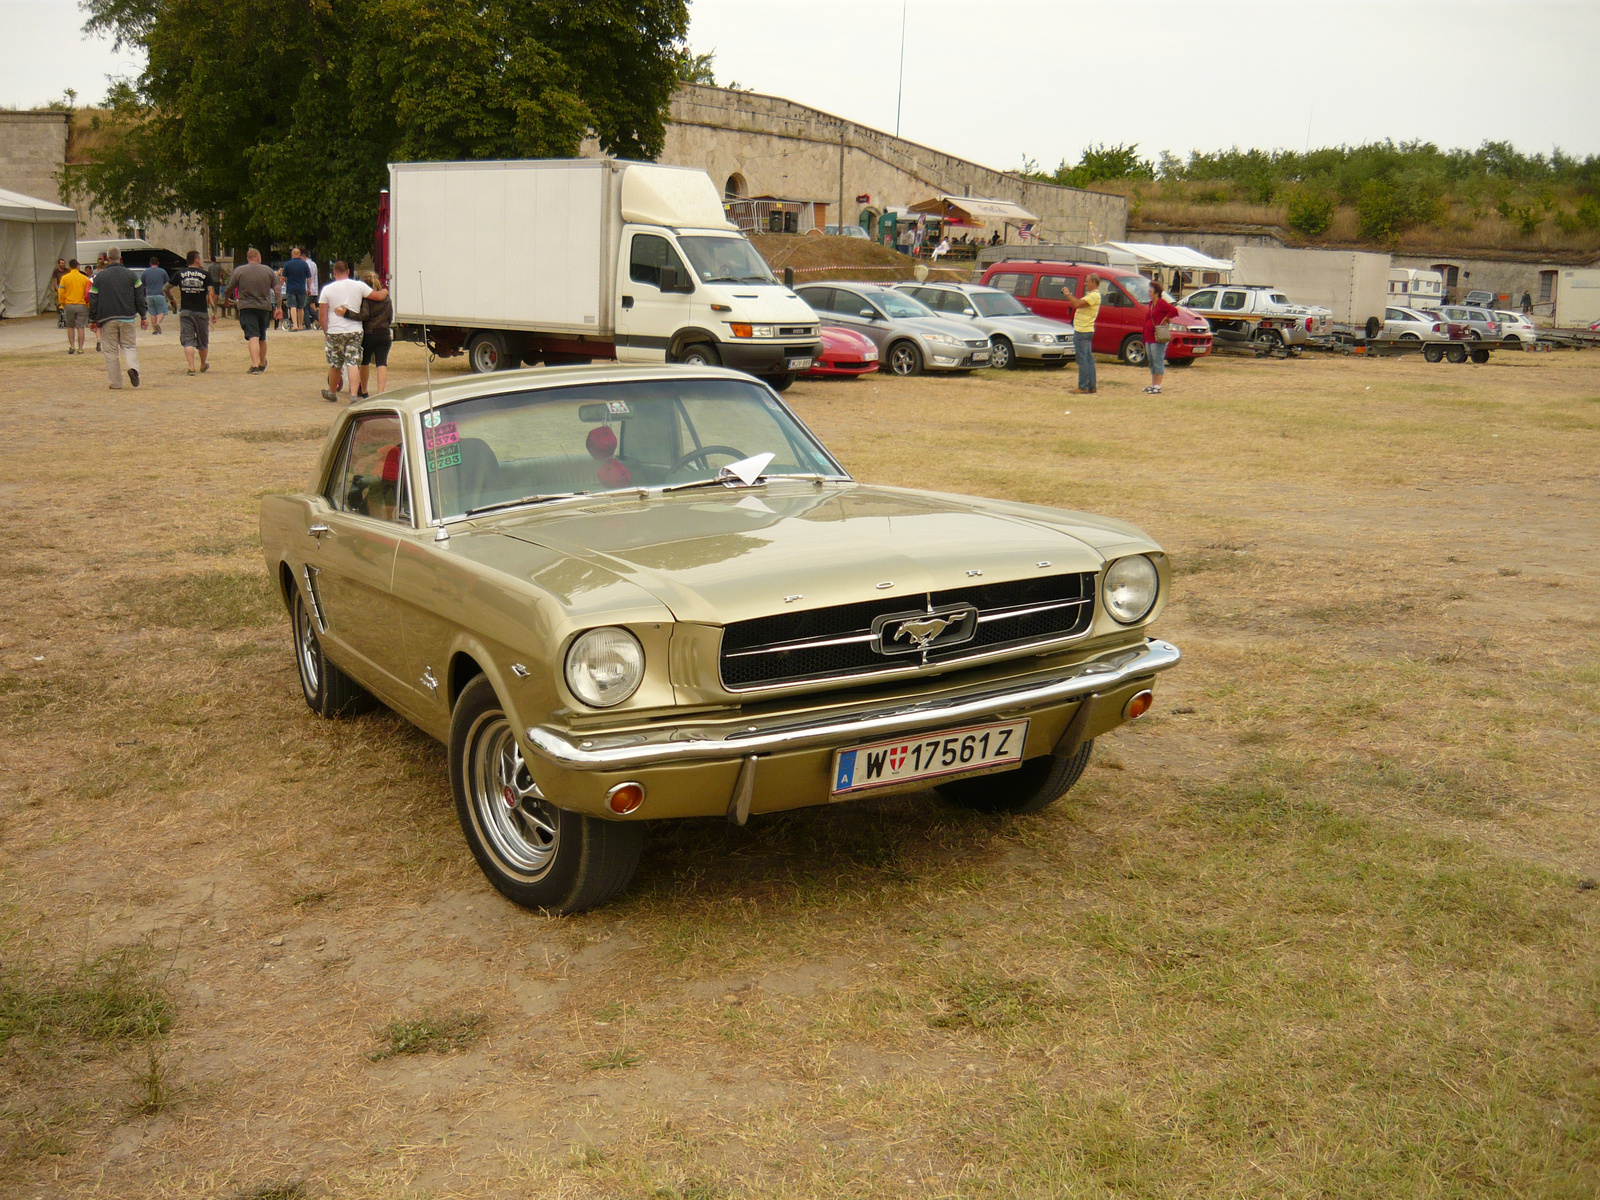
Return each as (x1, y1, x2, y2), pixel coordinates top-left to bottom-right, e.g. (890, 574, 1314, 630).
(418, 271, 448, 544)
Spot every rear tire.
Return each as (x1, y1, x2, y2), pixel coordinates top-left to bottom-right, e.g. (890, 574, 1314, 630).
(1119, 335, 1148, 366)
(1446, 344, 1468, 363)
(449, 675, 645, 915)
(292, 588, 376, 718)
(1470, 347, 1491, 364)
(1424, 343, 1445, 363)
(936, 739, 1093, 815)
(467, 331, 519, 374)
(887, 340, 923, 376)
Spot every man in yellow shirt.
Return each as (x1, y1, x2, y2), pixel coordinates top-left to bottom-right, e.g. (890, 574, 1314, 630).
(1065, 273, 1101, 394)
(57, 259, 92, 354)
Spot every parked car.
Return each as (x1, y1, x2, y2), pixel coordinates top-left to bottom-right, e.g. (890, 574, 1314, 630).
(823, 224, 872, 239)
(1380, 306, 1447, 342)
(1491, 311, 1538, 348)
(891, 282, 1074, 369)
(1462, 290, 1496, 308)
(795, 283, 991, 375)
(979, 261, 1212, 366)
(801, 325, 880, 378)
(1179, 284, 1332, 347)
(260, 365, 1181, 913)
(1438, 305, 1502, 340)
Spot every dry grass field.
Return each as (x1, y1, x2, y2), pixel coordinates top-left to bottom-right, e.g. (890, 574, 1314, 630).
(1, 321, 1597, 1198)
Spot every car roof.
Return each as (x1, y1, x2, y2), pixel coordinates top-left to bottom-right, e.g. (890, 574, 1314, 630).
(895, 281, 1001, 294)
(986, 260, 1143, 278)
(348, 363, 768, 417)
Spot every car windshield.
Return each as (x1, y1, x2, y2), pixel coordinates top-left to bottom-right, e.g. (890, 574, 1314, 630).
(677, 236, 777, 284)
(1117, 274, 1152, 303)
(971, 291, 1031, 317)
(875, 291, 937, 318)
(424, 378, 845, 518)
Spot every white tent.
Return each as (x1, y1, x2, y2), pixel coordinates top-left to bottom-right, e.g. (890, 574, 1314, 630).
(1089, 241, 1233, 274)
(0, 187, 78, 319)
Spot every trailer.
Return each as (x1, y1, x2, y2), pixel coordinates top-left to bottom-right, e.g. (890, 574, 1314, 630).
(1230, 247, 1390, 331)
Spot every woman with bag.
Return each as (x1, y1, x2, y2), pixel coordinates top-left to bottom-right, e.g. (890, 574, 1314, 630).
(354, 271, 393, 398)
(1143, 277, 1180, 395)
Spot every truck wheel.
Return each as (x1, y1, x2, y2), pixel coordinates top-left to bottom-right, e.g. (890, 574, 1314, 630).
(1252, 327, 1282, 349)
(887, 341, 923, 376)
(1446, 344, 1468, 363)
(768, 373, 796, 392)
(1365, 316, 1382, 340)
(468, 331, 518, 373)
(988, 336, 1014, 370)
(677, 343, 721, 367)
(1470, 347, 1491, 364)
(1118, 335, 1148, 366)
(937, 740, 1093, 815)
(450, 675, 645, 915)
(1424, 343, 1444, 363)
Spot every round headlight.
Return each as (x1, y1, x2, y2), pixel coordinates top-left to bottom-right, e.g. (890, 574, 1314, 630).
(564, 627, 644, 708)
(1103, 555, 1159, 624)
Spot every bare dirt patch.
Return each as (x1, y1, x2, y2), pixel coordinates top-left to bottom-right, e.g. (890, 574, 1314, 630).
(1, 326, 1596, 1196)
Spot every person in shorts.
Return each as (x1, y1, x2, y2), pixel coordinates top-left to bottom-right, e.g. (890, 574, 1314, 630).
(280, 247, 312, 331)
(57, 259, 91, 353)
(226, 248, 281, 374)
(142, 257, 171, 335)
(356, 270, 393, 398)
(174, 250, 216, 375)
(317, 260, 385, 402)
(1141, 276, 1180, 396)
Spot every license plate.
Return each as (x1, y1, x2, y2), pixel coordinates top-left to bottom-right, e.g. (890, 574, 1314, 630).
(786, 357, 813, 370)
(972, 351, 990, 363)
(831, 719, 1029, 796)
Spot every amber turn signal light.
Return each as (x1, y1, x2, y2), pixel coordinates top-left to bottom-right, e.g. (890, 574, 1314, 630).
(606, 781, 646, 815)
(1123, 690, 1154, 721)
(730, 323, 753, 338)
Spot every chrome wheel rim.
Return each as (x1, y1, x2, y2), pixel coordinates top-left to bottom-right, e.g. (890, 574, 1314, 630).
(295, 596, 320, 698)
(991, 340, 1010, 368)
(889, 345, 917, 375)
(466, 710, 558, 880)
(1127, 339, 1148, 364)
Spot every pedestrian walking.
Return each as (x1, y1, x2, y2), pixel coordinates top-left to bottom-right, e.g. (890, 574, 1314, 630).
(142, 256, 171, 336)
(305, 256, 320, 307)
(317, 261, 380, 402)
(86, 246, 147, 390)
(1064, 273, 1102, 394)
(226, 248, 282, 374)
(57, 259, 91, 354)
(49, 258, 68, 324)
(280, 246, 312, 331)
(1521, 291, 1533, 316)
(355, 271, 393, 398)
(1141, 277, 1180, 395)
(173, 250, 217, 375)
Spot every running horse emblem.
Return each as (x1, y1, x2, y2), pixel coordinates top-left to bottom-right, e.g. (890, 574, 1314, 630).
(892, 613, 960, 650)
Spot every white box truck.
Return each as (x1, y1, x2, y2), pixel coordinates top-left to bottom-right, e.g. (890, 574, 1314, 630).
(1553, 268, 1600, 328)
(1230, 247, 1391, 332)
(381, 158, 822, 388)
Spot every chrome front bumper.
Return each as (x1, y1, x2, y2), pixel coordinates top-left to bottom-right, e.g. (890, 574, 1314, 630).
(526, 638, 1180, 771)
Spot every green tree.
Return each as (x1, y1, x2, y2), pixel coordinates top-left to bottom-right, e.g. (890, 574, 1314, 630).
(676, 48, 717, 85)
(70, 0, 688, 263)
(1285, 190, 1334, 237)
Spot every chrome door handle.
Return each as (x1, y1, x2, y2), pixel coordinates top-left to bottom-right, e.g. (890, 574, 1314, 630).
(308, 524, 331, 538)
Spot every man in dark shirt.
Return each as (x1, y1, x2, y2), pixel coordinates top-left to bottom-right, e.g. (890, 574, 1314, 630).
(280, 246, 313, 332)
(225, 248, 282, 373)
(174, 250, 217, 375)
(87, 246, 147, 389)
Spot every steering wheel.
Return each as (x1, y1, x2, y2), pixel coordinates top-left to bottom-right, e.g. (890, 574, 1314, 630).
(672, 444, 748, 472)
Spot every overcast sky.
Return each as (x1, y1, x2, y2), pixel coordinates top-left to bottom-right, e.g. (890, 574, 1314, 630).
(7, 0, 1598, 172)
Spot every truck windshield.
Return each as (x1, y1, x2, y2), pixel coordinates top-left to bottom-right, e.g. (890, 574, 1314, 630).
(425, 378, 846, 519)
(971, 292, 1031, 317)
(1117, 274, 1152, 304)
(678, 236, 777, 284)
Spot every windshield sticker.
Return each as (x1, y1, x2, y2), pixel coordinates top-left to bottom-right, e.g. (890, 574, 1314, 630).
(427, 448, 461, 471)
(422, 411, 446, 428)
(425, 423, 458, 450)
(606, 400, 631, 415)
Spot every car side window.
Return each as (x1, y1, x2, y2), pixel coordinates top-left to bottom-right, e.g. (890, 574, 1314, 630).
(327, 413, 409, 524)
(1035, 275, 1077, 301)
(988, 273, 1032, 297)
(629, 234, 690, 289)
(838, 291, 874, 317)
(1220, 291, 1247, 311)
(1100, 282, 1133, 308)
(799, 287, 836, 313)
(1186, 289, 1218, 308)
(1386, 308, 1407, 321)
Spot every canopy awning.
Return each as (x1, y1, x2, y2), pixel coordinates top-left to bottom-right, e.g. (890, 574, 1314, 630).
(1090, 242, 1232, 272)
(0, 186, 78, 224)
(908, 195, 1039, 226)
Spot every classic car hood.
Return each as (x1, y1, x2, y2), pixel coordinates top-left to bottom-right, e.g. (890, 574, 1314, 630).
(484, 481, 1145, 625)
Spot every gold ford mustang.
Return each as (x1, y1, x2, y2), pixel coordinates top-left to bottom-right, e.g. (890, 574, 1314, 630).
(261, 365, 1180, 913)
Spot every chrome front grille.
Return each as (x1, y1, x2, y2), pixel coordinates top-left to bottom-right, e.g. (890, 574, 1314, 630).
(778, 325, 816, 337)
(719, 573, 1096, 690)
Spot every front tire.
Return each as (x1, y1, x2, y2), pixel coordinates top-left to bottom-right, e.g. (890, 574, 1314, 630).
(468, 331, 519, 374)
(768, 372, 796, 392)
(292, 588, 375, 717)
(887, 340, 923, 376)
(449, 675, 644, 914)
(1119, 335, 1148, 366)
(936, 739, 1093, 815)
(677, 343, 721, 367)
(989, 337, 1014, 370)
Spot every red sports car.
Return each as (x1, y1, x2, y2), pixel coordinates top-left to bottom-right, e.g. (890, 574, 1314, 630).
(801, 325, 880, 378)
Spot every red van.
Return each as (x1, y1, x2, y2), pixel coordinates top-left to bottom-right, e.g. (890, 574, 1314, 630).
(979, 261, 1212, 366)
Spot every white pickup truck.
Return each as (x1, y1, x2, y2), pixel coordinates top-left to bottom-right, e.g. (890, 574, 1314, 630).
(1178, 284, 1332, 348)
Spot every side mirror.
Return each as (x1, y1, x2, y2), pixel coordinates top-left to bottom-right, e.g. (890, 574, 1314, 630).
(859, 309, 876, 319)
(961, 308, 978, 317)
(658, 266, 678, 292)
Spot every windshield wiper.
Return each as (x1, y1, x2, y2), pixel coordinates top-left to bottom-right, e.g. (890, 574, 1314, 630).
(466, 491, 588, 517)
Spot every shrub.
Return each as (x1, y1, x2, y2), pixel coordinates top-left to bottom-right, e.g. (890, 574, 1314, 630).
(1286, 191, 1335, 236)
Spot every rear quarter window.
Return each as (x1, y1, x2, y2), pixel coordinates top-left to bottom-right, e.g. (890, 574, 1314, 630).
(1036, 275, 1078, 301)
(987, 272, 1033, 297)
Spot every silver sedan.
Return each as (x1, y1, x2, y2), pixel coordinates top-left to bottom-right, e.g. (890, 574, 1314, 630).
(1380, 306, 1447, 343)
(795, 283, 992, 376)
(893, 282, 1075, 369)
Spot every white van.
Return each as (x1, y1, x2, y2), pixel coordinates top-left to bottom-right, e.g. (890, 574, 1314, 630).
(384, 159, 821, 389)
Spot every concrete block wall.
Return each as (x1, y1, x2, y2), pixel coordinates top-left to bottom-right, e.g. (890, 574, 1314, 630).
(0, 112, 71, 205)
